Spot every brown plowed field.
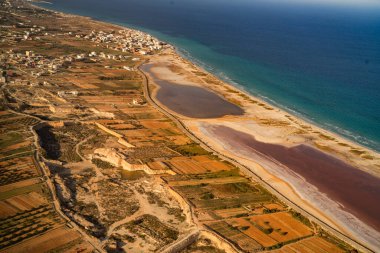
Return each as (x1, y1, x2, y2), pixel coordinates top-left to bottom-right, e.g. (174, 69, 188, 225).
(226, 218, 277, 248)
(1, 226, 81, 253)
(0, 178, 40, 193)
(167, 156, 232, 174)
(0, 192, 46, 218)
(249, 212, 312, 243)
(167, 176, 247, 187)
(270, 236, 345, 253)
(206, 221, 262, 252)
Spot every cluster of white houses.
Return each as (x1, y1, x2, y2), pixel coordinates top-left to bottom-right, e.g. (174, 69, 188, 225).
(81, 29, 170, 55)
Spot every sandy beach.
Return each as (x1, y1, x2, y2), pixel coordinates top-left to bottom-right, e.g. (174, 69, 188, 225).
(142, 49, 380, 251)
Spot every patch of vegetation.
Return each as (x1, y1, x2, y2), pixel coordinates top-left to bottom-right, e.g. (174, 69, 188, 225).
(146, 191, 166, 207)
(126, 214, 179, 245)
(0, 146, 32, 157)
(349, 149, 366, 156)
(182, 237, 226, 253)
(234, 213, 249, 218)
(0, 183, 44, 201)
(318, 230, 357, 252)
(0, 164, 37, 186)
(213, 182, 258, 194)
(120, 170, 146, 181)
(361, 154, 374, 160)
(167, 207, 186, 222)
(200, 192, 215, 200)
(92, 158, 114, 169)
(99, 75, 127, 81)
(0, 204, 59, 250)
(98, 180, 140, 226)
(263, 208, 279, 214)
(186, 168, 241, 180)
(36, 123, 96, 163)
(0, 131, 23, 149)
(45, 238, 83, 253)
(172, 144, 211, 156)
(290, 210, 312, 227)
(319, 133, 335, 141)
(263, 227, 274, 234)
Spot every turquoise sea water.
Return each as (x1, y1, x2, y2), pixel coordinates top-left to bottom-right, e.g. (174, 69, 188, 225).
(37, 0, 380, 151)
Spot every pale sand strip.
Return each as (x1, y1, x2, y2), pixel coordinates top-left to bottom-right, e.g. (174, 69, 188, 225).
(142, 51, 380, 252)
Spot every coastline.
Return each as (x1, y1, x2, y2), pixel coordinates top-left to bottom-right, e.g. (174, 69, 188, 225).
(181, 50, 380, 154)
(31, 2, 380, 251)
(144, 50, 380, 175)
(32, 1, 380, 154)
(33, 1, 380, 159)
(142, 50, 380, 251)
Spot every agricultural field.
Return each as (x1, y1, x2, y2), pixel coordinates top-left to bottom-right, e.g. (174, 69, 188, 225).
(65, 64, 142, 91)
(213, 203, 287, 219)
(81, 95, 138, 105)
(0, 192, 46, 218)
(0, 114, 36, 160)
(207, 211, 315, 251)
(166, 176, 248, 187)
(269, 236, 345, 253)
(165, 163, 343, 252)
(164, 155, 233, 174)
(1, 226, 86, 253)
(0, 156, 39, 186)
(121, 146, 180, 163)
(0, 203, 64, 250)
(224, 212, 312, 249)
(247, 212, 313, 243)
(173, 180, 273, 210)
(206, 221, 263, 252)
(0, 115, 40, 132)
(172, 143, 212, 156)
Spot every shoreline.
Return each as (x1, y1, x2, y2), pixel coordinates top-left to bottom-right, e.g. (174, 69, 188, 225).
(170, 37, 380, 155)
(30, 2, 380, 251)
(140, 63, 380, 253)
(175, 47, 380, 155)
(141, 51, 380, 251)
(33, 1, 380, 157)
(144, 50, 379, 174)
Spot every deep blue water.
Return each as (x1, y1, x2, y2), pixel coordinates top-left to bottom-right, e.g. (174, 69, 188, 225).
(38, 0, 380, 151)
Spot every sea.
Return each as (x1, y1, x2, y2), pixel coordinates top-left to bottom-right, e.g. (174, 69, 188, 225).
(36, 0, 380, 152)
